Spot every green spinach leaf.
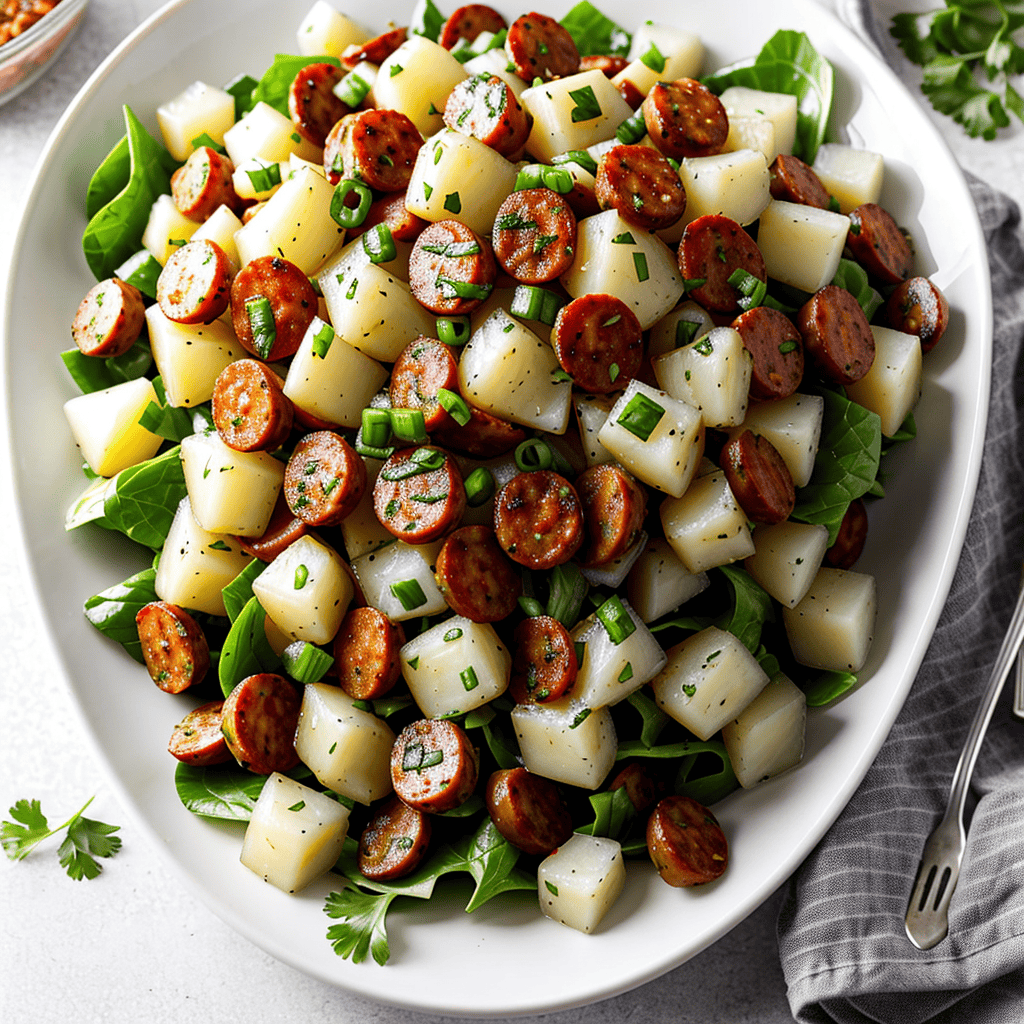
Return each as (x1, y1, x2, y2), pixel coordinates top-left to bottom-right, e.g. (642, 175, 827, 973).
(85, 135, 131, 220)
(715, 565, 773, 654)
(137, 378, 195, 443)
(219, 596, 281, 697)
(221, 559, 267, 623)
(252, 54, 341, 117)
(60, 341, 152, 395)
(83, 565, 159, 663)
(560, 1, 631, 56)
(409, 0, 445, 41)
(102, 446, 187, 550)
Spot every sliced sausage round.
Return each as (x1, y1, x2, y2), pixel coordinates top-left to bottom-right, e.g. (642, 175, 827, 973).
(846, 202, 914, 285)
(595, 144, 686, 232)
(409, 220, 496, 316)
(608, 762, 666, 813)
(431, 405, 527, 458)
(884, 276, 950, 354)
(575, 463, 647, 567)
(507, 615, 577, 705)
(358, 795, 432, 881)
(826, 497, 868, 569)
(288, 61, 350, 148)
(434, 524, 522, 622)
(157, 239, 234, 325)
(284, 430, 367, 526)
(167, 700, 233, 766)
(171, 145, 240, 221)
(71, 277, 146, 358)
(647, 794, 729, 887)
(551, 293, 643, 393)
(347, 189, 428, 243)
(212, 358, 294, 453)
(373, 446, 466, 544)
(221, 673, 301, 775)
(135, 601, 211, 694)
(342, 26, 407, 69)
(617, 78, 645, 110)
(643, 78, 729, 160)
(493, 470, 584, 570)
(389, 337, 461, 431)
(324, 108, 423, 191)
(678, 214, 766, 314)
(797, 283, 875, 385)
(720, 429, 795, 525)
(505, 11, 580, 82)
(236, 492, 308, 562)
(731, 305, 804, 401)
(444, 73, 530, 158)
(492, 187, 577, 284)
(439, 4, 507, 49)
(769, 153, 831, 209)
(485, 767, 573, 855)
(230, 254, 318, 362)
(579, 54, 629, 77)
(334, 605, 406, 700)
(391, 719, 480, 814)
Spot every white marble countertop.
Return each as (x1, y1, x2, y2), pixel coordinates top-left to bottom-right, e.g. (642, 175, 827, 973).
(0, 2, 1020, 1022)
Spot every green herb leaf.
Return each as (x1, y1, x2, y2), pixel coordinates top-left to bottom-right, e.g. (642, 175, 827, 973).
(251, 53, 342, 116)
(559, 1, 631, 56)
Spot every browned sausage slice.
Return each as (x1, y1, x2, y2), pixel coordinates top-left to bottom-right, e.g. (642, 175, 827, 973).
(505, 12, 580, 82)
(284, 430, 367, 526)
(731, 305, 804, 401)
(157, 239, 234, 325)
(492, 187, 577, 284)
(135, 601, 211, 693)
(797, 283, 875, 385)
(230, 254, 318, 362)
(431, 405, 527, 458)
(551, 293, 643, 393)
(409, 220, 496, 316)
(288, 62, 350, 148)
(720, 429, 795, 525)
(347, 189, 428, 243)
(846, 202, 914, 285)
(358, 795, 432, 880)
(884, 276, 950, 354)
(507, 615, 577, 704)
(221, 673, 302, 775)
(443, 73, 530, 158)
(608, 763, 666, 813)
(617, 78, 644, 110)
(236, 492, 308, 562)
(342, 26, 407, 69)
(643, 79, 729, 160)
(434, 524, 523, 622)
(825, 496, 868, 569)
(325, 108, 423, 191)
(439, 4, 507, 49)
(647, 794, 728, 887)
(171, 146, 240, 221)
(389, 338, 461, 431)
(485, 767, 573, 855)
(212, 358, 294, 453)
(334, 605, 406, 700)
(493, 470, 584, 570)
(575, 463, 647, 567)
(71, 277, 146, 358)
(678, 214, 766, 314)
(579, 54, 629, 77)
(769, 153, 831, 209)
(595, 144, 686, 232)
(168, 700, 233, 766)
(373, 446, 466, 544)
(391, 719, 480, 814)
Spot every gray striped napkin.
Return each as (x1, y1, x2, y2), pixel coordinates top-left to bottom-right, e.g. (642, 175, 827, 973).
(775, 8, 1024, 1019)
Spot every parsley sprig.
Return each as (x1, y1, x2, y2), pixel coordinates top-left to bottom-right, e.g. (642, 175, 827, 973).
(1, 796, 122, 880)
(891, 1, 1024, 139)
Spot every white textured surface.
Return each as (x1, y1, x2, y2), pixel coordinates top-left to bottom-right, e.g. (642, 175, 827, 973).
(0, 1, 1019, 1021)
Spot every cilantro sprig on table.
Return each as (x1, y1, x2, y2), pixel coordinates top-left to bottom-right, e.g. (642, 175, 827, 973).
(1, 796, 122, 880)
(891, 1, 1024, 139)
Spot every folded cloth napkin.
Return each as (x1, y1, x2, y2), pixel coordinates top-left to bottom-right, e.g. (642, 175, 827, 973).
(776, 9, 1024, 1018)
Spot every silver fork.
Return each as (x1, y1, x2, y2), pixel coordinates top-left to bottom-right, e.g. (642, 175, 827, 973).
(905, 581, 1024, 950)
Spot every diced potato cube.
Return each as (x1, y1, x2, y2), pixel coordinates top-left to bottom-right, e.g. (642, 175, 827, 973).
(458, 310, 572, 434)
(812, 143, 884, 213)
(155, 496, 253, 616)
(650, 626, 770, 740)
(647, 300, 714, 361)
(723, 116, 778, 164)
(611, 23, 703, 99)
(141, 195, 198, 265)
(744, 520, 829, 609)
(191, 204, 243, 271)
(375, 36, 468, 136)
(783, 567, 876, 672)
(597, 380, 704, 498)
(722, 673, 806, 788)
(296, 1, 368, 57)
(845, 326, 922, 438)
(293, 683, 395, 804)
(240, 772, 350, 893)
(574, 392, 618, 468)
(626, 537, 710, 623)
(512, 697, 617, 790)
(538, 833, 625, 934)
(756, 200, 851, 293)
(522, 70, 632, 163)
(223, 101, 322, 167)
(719, 87, 797, 156)
(660, 470, 754, 573)
(63, 377, 163, 478)
(349, 539, 448, 621)
(664, 150, 770, 239)
(252, 534, 354, 645)
(463, 48, 527, 103)
(400, 616, 511, 718)
(731, 393, 823, 488)
(180, 430, 284, 537)
(157, 81, 235, 162)
(338, 458, 392, 559)
(579, 531, 646, 589)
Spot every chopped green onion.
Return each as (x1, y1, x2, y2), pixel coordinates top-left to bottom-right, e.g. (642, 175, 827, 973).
(514, 165, 545, 191)
(335, 71, 371, 107)
(443, 192, 462, 214)
(389, 407, 429, 444)
(463, 467, 495, 507)
(311, 320, 334, 358)
(420, 239, 481, 258)
(281, 640, 334, 684)
(510, 284, 563, 325)
(329, 179, 373, 228)
(294, 564, 309, 590)
(390, 578, 427, 611)
(361, 407, 392, 448)
(674, 319, 700, 348)
(551, 149, 598, 175)
(244, 162, 282, 193)
(568, 84, 601, 123)
(354, 440, 396, 460)
(618, 662, 634, 682)
(596, 594, 635, 645)
(611, 231, 635, 245)
(435, 277, 492, 301)
(518, 596, 545, 617)
(460, 666, 480, 691)
(443, 627, 464, 642)
(379, 447, 444, 481)
(615, 108, 647, 145)
(541, 166, 574, 194)
(570, 707, 591, 729)
(682, 277, 707, 293)
(515, 438, 554, 472)
(616, 391, 665, 441)
(640, 41, 665, 72)
(190, 132, 227, 155)
(362, 223, 397, 264)
(727, 267, 767, 310)
(546, 561, 588, 628)
(633, 251, 649, 283)
(437, 387, 472, 426)
(436, 316, 471, 345)
(411, 446, 445, 469)
(495, 211, 538, 232)
(245, 296, 276, 359)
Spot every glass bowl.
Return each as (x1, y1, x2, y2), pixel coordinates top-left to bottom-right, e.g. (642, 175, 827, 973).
(0, 0, 90, 106)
